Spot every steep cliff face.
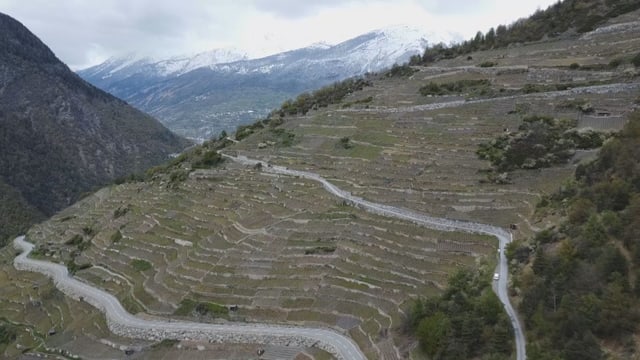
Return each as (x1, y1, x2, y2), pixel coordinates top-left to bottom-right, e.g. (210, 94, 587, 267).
(0, 12, 190, 243)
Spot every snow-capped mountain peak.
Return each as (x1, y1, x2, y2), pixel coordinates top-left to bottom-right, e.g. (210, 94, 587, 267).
(78, 25, 455, 140)
(80, 25, 451, 81)
(372, 24, 462, 48)
(320, 25, 443, 74)
(156, 48, 249, 76)
(307, 41, 333, 50)
(82, 47, 249, 80)
(82, 53, 154, 80)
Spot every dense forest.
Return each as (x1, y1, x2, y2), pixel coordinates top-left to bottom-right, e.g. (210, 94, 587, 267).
(404, 266, 514, 360)
(507, 111, 640, 359)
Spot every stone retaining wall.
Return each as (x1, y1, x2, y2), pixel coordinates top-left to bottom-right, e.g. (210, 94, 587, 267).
(14, 238, 347, 359)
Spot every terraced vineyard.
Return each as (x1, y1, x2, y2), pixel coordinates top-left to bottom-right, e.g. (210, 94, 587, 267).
(3, 8, 640, 360)
(0, 245, 158, 359)
(27, 160, 497, 358)
(233, 79, 638, 236)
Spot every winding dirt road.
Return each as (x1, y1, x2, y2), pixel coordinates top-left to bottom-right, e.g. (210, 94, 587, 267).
(225, 154, 526, 360)
(13, 154, 527, 360)
(13, 236, 365, 360)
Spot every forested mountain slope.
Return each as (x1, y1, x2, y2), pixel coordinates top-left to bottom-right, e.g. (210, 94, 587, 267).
(508, 111, 640, 360)
(0, 13, 190, 244)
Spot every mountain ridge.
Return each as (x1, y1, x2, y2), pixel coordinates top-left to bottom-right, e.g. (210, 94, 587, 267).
(78, 25, 451, 141)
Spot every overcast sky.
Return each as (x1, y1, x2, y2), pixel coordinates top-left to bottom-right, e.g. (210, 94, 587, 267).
(1, 0, 558, 70)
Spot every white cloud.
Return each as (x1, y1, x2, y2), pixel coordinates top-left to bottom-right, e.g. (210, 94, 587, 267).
(0, 0, 558, 69)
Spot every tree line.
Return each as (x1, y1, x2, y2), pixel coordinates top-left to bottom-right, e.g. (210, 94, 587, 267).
(508, 111, 640, 359)
(404, 267, 514, 359)
(410, 0, 640, 65)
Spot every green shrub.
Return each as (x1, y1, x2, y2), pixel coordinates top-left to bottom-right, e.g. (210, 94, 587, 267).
(153, 339, 179, 348)
(338, 137, 353, 149)
(557, 99, 594, 113)
(522, 84, 544, 94)
(522, 83, 575, 94)
(110, 230, 122, 243)
(342, 96, 373, 108)
(235, 127, 253, 141)
(386, 64, 418, 78)
(192, 150, 222, 169)
(577, 14, 605, 33)
(419, 79, 490, 96)
(355, 96, 373, 104)
(478, 61, 497, 68)
(78, 239, 91, 251)
(269, 128, 296, 147)
(505, 241, 531, 264)
(174, 299, 228, 317)
(565, 130, 607, 149)
(235, 122, 264, 140)
(419, 82, 442, 96)
(131, 259, 152, 272)
(218, 130, 227, 141)
(174, 299, 197, 316)
(195, 302, 228, 316)
(65, 234, 83, 246)
(632, 52, 640, 67)
(66, 259, 91, 274)
(29, 245, 47, 258)
(82, 226, 95, 236)
(113, 206, 130, 219)
(304, 245, 337, 255)
(169, 169, 189, 183)
(268, 116, 284, 127)
(534, 228, 557, 244)
(0, 323, 17, 345)
(477, 115, 582, 172)
(609, 57, 624, 68)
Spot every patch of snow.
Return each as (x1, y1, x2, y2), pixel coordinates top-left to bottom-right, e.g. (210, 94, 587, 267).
(308, 41, 333, 50)
(85, 48, 248, 78)
(105, 53, 153, 75)
(152, 48, 249, 76)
